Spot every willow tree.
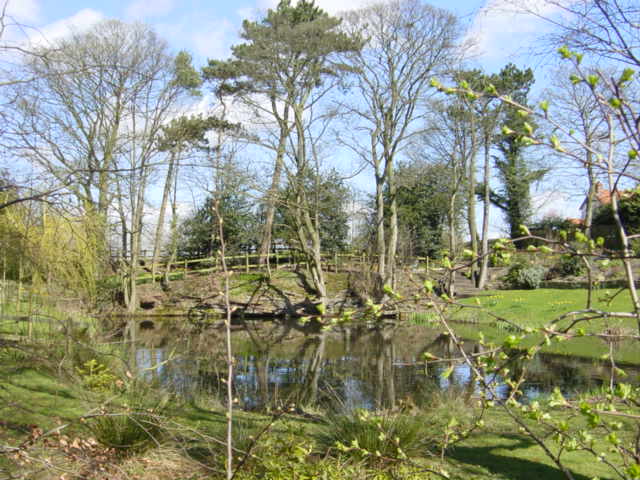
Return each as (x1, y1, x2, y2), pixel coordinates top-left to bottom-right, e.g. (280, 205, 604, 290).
(8, 21, 200, 311)
(339, 0, 460, 290)
(204, 0, 359, 308)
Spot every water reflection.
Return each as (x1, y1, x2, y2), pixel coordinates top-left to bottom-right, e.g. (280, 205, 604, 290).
(131, 318, 639, 411)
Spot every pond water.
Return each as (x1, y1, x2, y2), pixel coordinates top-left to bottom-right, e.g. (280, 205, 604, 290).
(127, 317, 640, 412)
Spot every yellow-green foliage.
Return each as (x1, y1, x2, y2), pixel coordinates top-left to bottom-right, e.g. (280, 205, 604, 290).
(76, 359, 118, 393)
(0, 201, 106, 303)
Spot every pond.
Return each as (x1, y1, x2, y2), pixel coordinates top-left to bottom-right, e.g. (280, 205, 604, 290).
(126, 317, 640, 412)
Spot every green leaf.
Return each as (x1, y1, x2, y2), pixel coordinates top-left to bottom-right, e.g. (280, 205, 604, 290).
(484, 83, 498, 96)
(629, 149, 638, 160)
(424, 280, 434, 294)
(619, 68, 634, 84)
(550, 134, 564, 152)
(614, 367, 628, 378)
(557, 45, 572, 59)
(587, 74, 599, 87)
(569, 74, 581, 85)
(503, 335, 521, 348)
(442, 365, 455, 379)
(608, 97, 622, 108)
(539, 100, 549, 113)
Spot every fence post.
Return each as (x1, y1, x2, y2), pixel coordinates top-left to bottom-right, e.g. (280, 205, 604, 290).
(184, 259, 188, 279)
(17, 258, 22, 314)
(275, 252, 279, 270)
(334, 252, 338, 272)
(245, 252, 249, 273)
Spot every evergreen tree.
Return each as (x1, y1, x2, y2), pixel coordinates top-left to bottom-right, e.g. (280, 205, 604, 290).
(489, 64, 548, 241)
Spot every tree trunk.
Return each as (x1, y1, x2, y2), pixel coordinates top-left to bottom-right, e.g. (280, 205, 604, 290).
(478, 139, 492, 289)
(375, 165, 386, 282)
(258, 100, 291, 265)
(447, 191, 457, 298)
(467, 150, 479, 286)
(386, 158, 398, 288)
(258, 146, 285, 264)
(584, 155, 597, 238)
(151, 149, 177, 282)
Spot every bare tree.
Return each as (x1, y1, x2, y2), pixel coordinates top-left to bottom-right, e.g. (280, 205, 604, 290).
(6, 20, 198, 311)
(421, 97, 477, 296)
(546, 67, 609, 237)
(339, 0, 460, 291)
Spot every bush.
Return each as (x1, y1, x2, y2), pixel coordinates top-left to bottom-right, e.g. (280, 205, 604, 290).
(88, 411, 165, 455)
(550, 254, 585, 278)
(503, 262, 547, 289)
(76, 359, 118, 393)
(317, 410, 427, 464)
(86, 387, 170, 455)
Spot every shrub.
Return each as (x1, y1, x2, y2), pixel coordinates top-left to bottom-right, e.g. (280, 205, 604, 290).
(88, 411, 164, 455)
(86, 387, 170, 455)
(76, 359, 118, 393)
(503, 262, 547, 289)
(550, 254, 585, 278)
(317, 410, 426, 464)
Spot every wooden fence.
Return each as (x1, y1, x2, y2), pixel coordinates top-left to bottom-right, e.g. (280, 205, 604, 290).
(135, 251, 438, 283)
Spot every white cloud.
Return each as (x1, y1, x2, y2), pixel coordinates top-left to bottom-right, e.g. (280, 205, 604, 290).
(154, 15, 236, 61)
(191, 18, 235, 59)
(465, 0, 566, 60)
(29, 8, 105, 46)
(125, 0, 175, 19)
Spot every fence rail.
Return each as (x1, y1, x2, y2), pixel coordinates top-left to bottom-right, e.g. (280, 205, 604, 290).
(135, 251, 439, 283)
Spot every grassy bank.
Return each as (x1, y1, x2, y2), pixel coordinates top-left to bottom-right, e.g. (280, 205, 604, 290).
(445, 288, 640, 364)
(0, 365, 625, 480)
(1, 284, 638, 479)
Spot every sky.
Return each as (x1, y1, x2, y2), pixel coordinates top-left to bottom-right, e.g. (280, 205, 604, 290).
(7, 0, 561, 71)
(3, 0, 580, 234)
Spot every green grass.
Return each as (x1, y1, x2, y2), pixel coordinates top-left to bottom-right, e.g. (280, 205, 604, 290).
(450, 407, 621, 480)
(455, 288, 635, 328)
(449, 288, 640, 364)
(0, 352, 633, 479)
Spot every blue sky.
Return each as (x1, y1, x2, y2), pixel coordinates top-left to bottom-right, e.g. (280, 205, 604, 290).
(9, 0, 559, 72)
(5, 0, 580, 231)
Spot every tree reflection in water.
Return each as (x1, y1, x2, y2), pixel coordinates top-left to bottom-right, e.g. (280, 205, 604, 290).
(132, 318, 639, 412)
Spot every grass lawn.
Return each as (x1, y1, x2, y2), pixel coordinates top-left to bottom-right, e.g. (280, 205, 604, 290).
(448, 288, 640, 364)
(0, 361, 630, 480)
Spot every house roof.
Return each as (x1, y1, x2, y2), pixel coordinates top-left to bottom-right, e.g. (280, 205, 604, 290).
(579, 182, 621, 215)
